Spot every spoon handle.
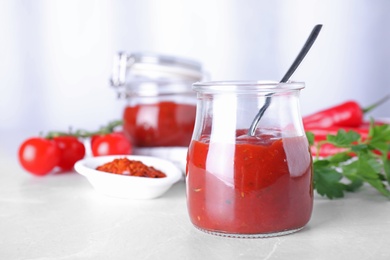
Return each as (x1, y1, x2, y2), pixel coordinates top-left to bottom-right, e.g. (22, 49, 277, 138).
(280, 24, 323, 82)
(248, 24, 323, 136)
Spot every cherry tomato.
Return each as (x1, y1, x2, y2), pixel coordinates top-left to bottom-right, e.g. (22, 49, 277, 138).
(18, 137, 61, 176)
(90, 131, 124, 147)
(90, 134, 100, 147)
(53, 136, 86, 171)
(91, 132, 132, 156)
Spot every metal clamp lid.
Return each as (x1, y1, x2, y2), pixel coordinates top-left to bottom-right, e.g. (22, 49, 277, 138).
(110, 52, 129, 87)
(110, 52, 204, 87)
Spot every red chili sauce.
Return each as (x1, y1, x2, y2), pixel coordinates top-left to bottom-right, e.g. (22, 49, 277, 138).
(186, 133, 313, 235)
(123, 101, 196, 147)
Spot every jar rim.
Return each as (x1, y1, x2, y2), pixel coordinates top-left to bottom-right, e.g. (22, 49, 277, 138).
(192, 80, 305, 93)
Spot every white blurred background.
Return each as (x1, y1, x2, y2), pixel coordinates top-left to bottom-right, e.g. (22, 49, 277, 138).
(1, 0, 390, 155)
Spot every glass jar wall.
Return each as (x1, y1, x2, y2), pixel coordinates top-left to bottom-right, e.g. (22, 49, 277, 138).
(186, 81, 313, 238)
(111, 52, 206, 171)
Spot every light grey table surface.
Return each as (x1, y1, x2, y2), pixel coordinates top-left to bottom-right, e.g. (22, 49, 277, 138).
(1, 146, 390, 260)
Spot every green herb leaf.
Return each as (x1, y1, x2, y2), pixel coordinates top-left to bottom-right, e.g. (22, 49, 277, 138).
(356, 153, 390, 197)
(326, 129, 361, 147)
(309, 121, 390, 199)
(327, 152, 352, 164)
(384, 160, 390, 186)
(313, 160, 345, 199)
(344, 179, 364, 192)
(306, 131, 315, 146)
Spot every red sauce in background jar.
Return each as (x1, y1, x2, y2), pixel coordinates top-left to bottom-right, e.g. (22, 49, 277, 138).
(186, 134, 313, 236)
(123, 101, 196, 147)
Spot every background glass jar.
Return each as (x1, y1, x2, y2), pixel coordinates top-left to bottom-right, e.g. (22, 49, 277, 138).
(186, 81, 313, 238)
(111, 52, 207, 171)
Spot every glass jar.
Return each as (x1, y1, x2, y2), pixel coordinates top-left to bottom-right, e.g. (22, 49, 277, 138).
(111, 52, 206, 171)
(186, 81, 313, 238)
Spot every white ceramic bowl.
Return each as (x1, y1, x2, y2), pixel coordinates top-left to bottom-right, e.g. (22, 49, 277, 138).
(74, 155, 182, 199)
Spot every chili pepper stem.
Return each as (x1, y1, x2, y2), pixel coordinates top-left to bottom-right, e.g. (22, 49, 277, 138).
(363, 94, 390, 114)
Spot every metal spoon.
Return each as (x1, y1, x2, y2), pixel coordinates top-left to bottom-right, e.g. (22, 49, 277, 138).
(248, 24, 323, 136)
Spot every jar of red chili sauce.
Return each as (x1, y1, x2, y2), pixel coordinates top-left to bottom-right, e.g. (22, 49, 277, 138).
(186, 81, 313, 238)
(111, 52, 206, 171)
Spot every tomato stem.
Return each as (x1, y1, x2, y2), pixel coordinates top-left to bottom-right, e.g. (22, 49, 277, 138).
(44, 120, 123, 139)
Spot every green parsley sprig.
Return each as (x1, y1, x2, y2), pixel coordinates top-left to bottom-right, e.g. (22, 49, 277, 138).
(306, 121, 390, 199)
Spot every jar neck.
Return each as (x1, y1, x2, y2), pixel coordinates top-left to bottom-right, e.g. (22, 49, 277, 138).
(192, 85, 305, 140)
(193, 81, 305, 95)
(122, 81, 195, 98)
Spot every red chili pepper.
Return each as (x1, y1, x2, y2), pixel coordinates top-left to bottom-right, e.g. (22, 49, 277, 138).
(303, 95, 390, 128)
(310, 143, 349, 157)
(307, 123, 390, 159)
(305, 125, 370, 142)
(310, 142, 390, 159)
(360, 120, 387, 127)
